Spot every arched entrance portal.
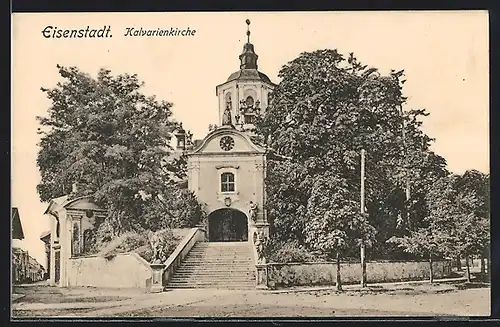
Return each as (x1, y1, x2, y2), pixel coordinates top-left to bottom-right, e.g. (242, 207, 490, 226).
(208, 208, 248, 242)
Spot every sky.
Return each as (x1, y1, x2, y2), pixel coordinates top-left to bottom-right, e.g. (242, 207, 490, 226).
(11, 11, 489, 268)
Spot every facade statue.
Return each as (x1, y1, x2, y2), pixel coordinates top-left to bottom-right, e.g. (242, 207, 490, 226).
(222, 107, 232, 126)
(226, 95, 232, 109)
(248, 201, 258, 222)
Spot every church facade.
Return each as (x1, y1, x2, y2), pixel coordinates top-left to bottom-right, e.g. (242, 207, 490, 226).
(179, 20, 275, 244)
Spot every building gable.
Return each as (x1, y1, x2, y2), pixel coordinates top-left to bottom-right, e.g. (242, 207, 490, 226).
(189, 127, 265, 157)
(64, 197, 103, 211)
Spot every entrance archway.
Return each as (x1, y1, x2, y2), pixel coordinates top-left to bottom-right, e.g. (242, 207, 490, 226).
(208, 208, 248, 242)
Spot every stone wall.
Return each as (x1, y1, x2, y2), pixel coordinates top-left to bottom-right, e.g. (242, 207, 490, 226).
(68, 253, 152, 288)
(267, 260, 453, 289)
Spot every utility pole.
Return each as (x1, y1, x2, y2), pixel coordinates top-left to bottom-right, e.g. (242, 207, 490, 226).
(399, 104, 411, 229)
(360, 148, 367, 288)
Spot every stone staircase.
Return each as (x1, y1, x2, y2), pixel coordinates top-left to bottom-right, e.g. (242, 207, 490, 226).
(167, 241, 256, 289)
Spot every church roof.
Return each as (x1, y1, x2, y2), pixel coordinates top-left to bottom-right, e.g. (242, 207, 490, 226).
(225, 69, 272, 84)
(12, 207, 24, 240)
(40, 230, 51, 241)
(217, 19, 275, 90)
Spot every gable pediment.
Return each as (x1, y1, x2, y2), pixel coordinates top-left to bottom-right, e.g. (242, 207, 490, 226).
(63, 196, 104, 211)
(189, 127, 265, 156)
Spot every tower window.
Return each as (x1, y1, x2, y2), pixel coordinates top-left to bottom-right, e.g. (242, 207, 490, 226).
(225, 93, 232, 109)
(221, 172, 235, 193)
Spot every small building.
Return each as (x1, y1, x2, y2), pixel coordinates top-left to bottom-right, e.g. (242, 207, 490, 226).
(12, 207, 48, 284)
(40, 231, 51, 280)
(43, 193, 107, 287)
(12, 207, 26, 283)
(12, 248, 29, 283)
(27, 256, 45, 282)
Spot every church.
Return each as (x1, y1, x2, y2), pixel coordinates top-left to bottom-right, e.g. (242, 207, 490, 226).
(41, 19, 276, 288)
(175, 19, 275, 244)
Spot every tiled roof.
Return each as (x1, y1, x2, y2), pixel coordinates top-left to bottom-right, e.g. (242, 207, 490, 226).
(40, 230, 51, 240)
(12, 207, 24, 240)
(226, 69, 272, 84)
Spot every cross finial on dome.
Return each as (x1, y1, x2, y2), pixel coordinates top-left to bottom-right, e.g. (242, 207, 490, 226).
(246, 19, 251, 43)
(238, 19, 258, 70)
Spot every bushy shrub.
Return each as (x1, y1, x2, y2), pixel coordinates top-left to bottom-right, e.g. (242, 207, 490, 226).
(95, 224, 187, 263)
(98, 231, 147, 259)
(157, 229, 179, 259)
(134, 244, 154, 263)
(93, 219, 116, 252)
(266, 240, 319, 263)
(115, 232, 149, 252)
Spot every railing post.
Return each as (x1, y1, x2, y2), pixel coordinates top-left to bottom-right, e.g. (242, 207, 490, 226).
(150, 263, 166, 293)
(255, 264, 268, 289)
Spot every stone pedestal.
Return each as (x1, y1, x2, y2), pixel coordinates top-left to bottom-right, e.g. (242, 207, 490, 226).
(150, 263, 166, 293)
(255, 264, 268, 289)
(255, 222, 270, 237)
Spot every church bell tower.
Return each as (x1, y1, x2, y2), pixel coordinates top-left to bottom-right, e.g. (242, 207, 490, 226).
(186, 19, 274, 248)
(215, 19, 276, 133)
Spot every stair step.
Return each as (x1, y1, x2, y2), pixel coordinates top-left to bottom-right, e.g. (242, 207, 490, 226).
(182, 262, 253, 265)
(168, 282, 255, 286)
(168, 284, 255, 287)
(184, 258, 253, 260)
(174, 269, 254, 272)
(183, 258, 253, 261)
(188, 254, 253, 256)
(167, 285, 255, 290)
(172, 274, 255, 281)
(181, 263, 254, 266)
(167, 241, 255, 290)
(193, 244, 251, 245)
(187, 254, 252, 256)
(176, 269, 254, 272)
(170, 279, 254, 282)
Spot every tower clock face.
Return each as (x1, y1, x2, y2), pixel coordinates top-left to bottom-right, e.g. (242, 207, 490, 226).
(220, 136, 235, 151)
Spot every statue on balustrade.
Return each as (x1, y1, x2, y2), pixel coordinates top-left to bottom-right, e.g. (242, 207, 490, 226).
(148, 230, 167, 264)
(253, 230, 267, 264)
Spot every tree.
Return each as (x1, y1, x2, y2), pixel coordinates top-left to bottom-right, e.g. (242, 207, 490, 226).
(255, 49, 445, 260)
(387, 227, 448, 283)
(303, 172, 376, 290)
(425, 171, 490, 282)
(37, 65, 204, 236)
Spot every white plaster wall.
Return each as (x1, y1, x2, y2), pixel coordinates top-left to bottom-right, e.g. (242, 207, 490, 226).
(191, 155, 265, 215)
(68, 253, 152, 289)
